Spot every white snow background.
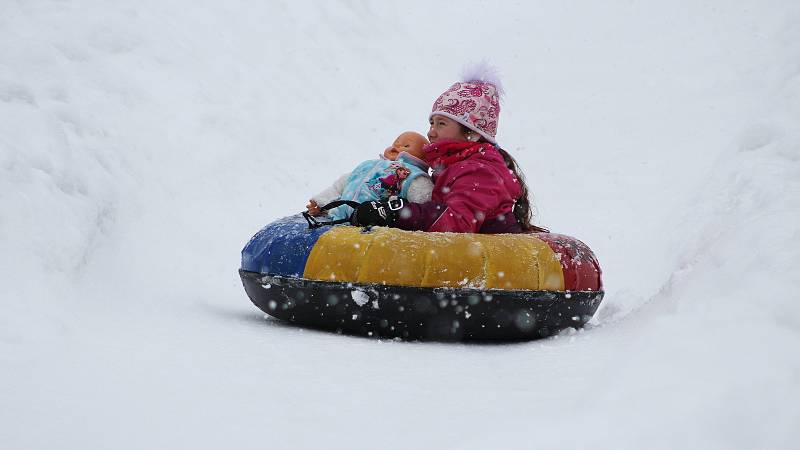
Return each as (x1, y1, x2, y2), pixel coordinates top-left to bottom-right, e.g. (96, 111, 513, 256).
(2, 1, 799, 448)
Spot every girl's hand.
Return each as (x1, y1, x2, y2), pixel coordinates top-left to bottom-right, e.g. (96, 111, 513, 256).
(351, 197, 405, 227)
(306, 199, 322, 216)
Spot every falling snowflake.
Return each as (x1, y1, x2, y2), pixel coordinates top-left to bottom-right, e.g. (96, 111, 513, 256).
(351, 290, 369, 306)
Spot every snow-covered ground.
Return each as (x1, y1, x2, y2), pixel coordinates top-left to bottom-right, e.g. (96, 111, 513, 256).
(2, 1, 799, 448)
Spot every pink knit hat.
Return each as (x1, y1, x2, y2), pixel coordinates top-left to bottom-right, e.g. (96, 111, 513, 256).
(430, 63, 503, 143)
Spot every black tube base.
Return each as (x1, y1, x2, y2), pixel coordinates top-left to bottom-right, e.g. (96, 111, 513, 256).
(240, 270, 604, 341)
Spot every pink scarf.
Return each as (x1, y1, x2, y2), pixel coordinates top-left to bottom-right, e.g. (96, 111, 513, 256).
(423, 140, 489, 170)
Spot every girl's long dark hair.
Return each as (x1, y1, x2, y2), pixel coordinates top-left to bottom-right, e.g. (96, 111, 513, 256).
(495, 147, 548, 233)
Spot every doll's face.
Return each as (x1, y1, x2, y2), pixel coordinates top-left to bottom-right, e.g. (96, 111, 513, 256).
(383, 132, 429, 160)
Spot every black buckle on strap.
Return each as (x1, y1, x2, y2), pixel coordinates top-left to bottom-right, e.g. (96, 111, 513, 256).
(387, 196, 404, 211)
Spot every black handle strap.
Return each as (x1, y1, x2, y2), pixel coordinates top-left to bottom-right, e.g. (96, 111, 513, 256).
(302, 200, 362, 229)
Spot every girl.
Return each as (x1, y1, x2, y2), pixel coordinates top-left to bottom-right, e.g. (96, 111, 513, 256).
(352, 69, 545, 234)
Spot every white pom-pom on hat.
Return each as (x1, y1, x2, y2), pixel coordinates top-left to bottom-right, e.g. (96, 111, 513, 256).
(460, 60, 504, 99)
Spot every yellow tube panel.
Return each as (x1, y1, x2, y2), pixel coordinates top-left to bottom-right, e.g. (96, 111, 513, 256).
(303, 227, 565, 291)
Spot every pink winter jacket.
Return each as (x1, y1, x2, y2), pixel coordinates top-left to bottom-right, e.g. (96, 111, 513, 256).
(394, 140, 523, 233)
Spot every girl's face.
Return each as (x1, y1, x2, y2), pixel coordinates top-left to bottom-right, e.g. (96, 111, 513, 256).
(427, 115, 468, 143)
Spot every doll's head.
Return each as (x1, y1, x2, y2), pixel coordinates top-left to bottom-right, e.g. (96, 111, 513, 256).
(383, 131, 429, 161)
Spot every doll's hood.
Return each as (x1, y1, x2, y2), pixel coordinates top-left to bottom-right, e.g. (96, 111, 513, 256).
(395, 152, 430, 172)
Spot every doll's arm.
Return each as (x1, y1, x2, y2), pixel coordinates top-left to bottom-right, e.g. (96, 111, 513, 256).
(406, 176, 434, 203)
(311, 172, 350, 207)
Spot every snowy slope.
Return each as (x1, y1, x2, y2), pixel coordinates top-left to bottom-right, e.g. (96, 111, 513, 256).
(2, 1, 799, 449)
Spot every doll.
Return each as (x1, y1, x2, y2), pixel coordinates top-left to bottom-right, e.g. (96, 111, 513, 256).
(306, 131, 433, 221)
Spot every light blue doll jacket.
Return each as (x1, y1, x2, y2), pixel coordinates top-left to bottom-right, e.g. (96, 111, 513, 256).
(323, 152, 431, 221)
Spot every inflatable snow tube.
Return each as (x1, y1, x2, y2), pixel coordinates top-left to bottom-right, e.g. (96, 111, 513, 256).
(239, 215, 604, 340)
